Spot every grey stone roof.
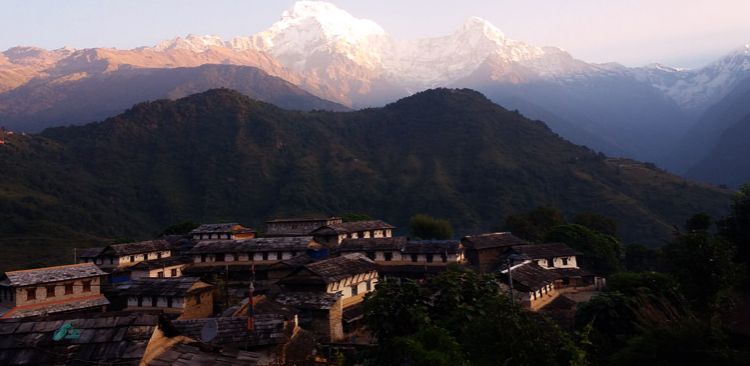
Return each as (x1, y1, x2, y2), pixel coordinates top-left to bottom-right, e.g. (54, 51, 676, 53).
(301, 253, 378, 283)
(115, 277, 212, 297)
(1, 295, 110, 319)
(338, 237, 407, 252)
(2, 263, 106, 287)
(148, 343, 261, 366)
(190, 223, 256, 235)
(0, 312, 158, 365)
(128, 256, 193, 270)
(274, 292, 341, 310)
(188, 237, 314, 254)
(402, 240, 461, 254)
(105, 240, 172, 256)
(509, 243, 582, 259)
(310, 220, 395, 235)
(501, 262, 563, 292)
(171, 314, 290, 346)
(462, 232, 528, 250)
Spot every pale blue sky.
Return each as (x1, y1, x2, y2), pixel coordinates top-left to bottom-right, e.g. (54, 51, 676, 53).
(2, 0, 748, 69)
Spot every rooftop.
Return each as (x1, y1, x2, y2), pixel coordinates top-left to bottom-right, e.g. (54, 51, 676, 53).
(0, 312, 158, 365)
(266, 217, 341, 223)
(148, 343, 261, 366)
(461, 232, 527, 250)
(115, 277, 212, 297)
(76, 247, 104, 258)
(105, 240, 172, 256)
(402, 240, 461, 254)
(171, 314, 291, 346)
(188, 237, 314, 254)
(509, 243, 581, 259)
(190, 223, 256, 235)
(310, 220, 395, 235)
(338, 237, 407, 252)
(501, 262, 563, 292)
(0, 295, 110, 319)
(128, 256, 193, 270)
(274, 292, 342, 310)
(1, 263, 106, 287)
(302, 253, 378, 283)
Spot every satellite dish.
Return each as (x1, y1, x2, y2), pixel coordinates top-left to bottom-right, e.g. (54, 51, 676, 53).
(200, 319, 218, 343)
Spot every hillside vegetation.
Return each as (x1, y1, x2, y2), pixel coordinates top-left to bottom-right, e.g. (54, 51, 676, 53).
(0, 88, 730, 271)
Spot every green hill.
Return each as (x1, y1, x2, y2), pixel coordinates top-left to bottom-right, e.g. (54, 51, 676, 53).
(0, 88, 730, 271)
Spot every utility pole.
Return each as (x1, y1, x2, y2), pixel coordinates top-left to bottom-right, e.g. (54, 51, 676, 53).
(508, 258, 514, 304)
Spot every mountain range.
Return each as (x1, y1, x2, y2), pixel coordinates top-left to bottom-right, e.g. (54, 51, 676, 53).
(1, 1, 749, 183)
(0, 88, 730, 272)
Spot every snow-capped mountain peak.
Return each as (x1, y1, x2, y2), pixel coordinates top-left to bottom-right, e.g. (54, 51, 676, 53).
(460, 16, 506, 43)
(152, 34, 226, 52)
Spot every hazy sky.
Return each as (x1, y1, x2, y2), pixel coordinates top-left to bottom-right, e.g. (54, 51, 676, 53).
(2, 0, 749, 69)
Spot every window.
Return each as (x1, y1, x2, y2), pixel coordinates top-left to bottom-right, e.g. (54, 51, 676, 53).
(26, 288, 36, 300)
(195, 294, 201, 304)
(109, 258, 114, 265)
(562, 257, 569, 266)
(276, 252, 282, 260)
(157, 271, 164, 278)
(384, 252, 393, 261)
(366, 252, 376, 260)
(351, 284, 359, 296)
(151, 296, 158, 307)
(426, 254, 434, 263)
(410, 254, 418, 262)
(201, 254, 206, 263)
(65, 283, 74, 295)
(137, 296, 143, 307)
(216, 253, 225, 262)
(262, 252, 269, 261)
(366, 281, 372, 291)
(546, 258, 553, 268)
(441, 253, 448, 263)
(82, 280, 91, 292)
(167, 296, 173, 308)
(46, 286, 55, 298)
(130, 256, 135, 263)
(171, 269, 177, 277)
(157, 252, 162, 259)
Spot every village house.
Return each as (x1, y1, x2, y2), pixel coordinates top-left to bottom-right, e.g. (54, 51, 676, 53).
(76, 246, 104, 264)
(189, 223, 257, 241)
(188, 236, 318, 266)
(128, 255, 194, 279)
(461, 232, 528, 272)
(274, 292, 344, 342)
(113, 277, 214, 319)
(94, 240, 174, 272)
(504, 242, 600, 289)
(309, 220, 396, 247)
(0, 311, 267, 365)
(0, 263, 109, 319)
(265, 217, 343, 237)
(499, 261, 564, 311)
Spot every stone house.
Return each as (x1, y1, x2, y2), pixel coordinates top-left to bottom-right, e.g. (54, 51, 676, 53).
(0, 263, 109, 319)
(187, 236, 317, 266)
(274, 292, 344, 342)
(189, 223, 257, 241)
(114, 277, 214, 319)
(128, 256, 194, 279)
(461, 232, 528, 272)
(505, 243, 597, 289)
(95, 240, 174, 271)
(309, 220, 395, 247)
(265, 217, 343, 237)
(499, 261, 564, 311)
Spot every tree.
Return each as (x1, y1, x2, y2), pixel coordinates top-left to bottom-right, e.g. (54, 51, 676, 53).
(624, 243, 662, 272)
(718, 184, 750, 268)
(409, 214, 453, 239)
(341, 212, 372, 222)
(545, 224, 623, 275)
(364, 269, 587, 366)
(574, 212, 618, 236)
(505, 205, 566, 242)
(686, 213, 712, 233)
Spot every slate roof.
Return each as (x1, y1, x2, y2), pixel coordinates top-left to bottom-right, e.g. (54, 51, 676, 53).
(171, 314, 290, 346)
(106, 240, 172, 256)
(265, 217, 342, 236)
(462, 232, 528, 250)
(509, 243, 581, 259)
(549, 267, 593, 278)
(266, 217, 341, 223)
(148, 343, 261, 366)
(1, 295, 110, 319)
(115, 277, 212, 297)
(301, 254, 378, 283)
(190, 223, 256, 235)
(129, 256, 193, 270)
(338, 237, 407, 252)
(76, 247, 104, 259)
(1, 263, 106, 287)
(188, 237, 314, 254)
(310, 220, 395, 235)
(0, 312, 158, 366)
(500, 262, 563, 292)
(402, 240, 461, 254)
(274, 292, 342, 310)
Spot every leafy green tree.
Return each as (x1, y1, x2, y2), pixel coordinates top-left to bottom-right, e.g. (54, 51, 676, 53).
(624, 243, 662, 272)
(505, 205, 566, 242)
(662, 231, 739, 312)
(607, 272, 678, 295)
(364, 269, 587, 366)
(409, 214, 453, 239)
(545, 224, 623, 275)
(574, 212, 618, 236)
(686, 212, 712, 233)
